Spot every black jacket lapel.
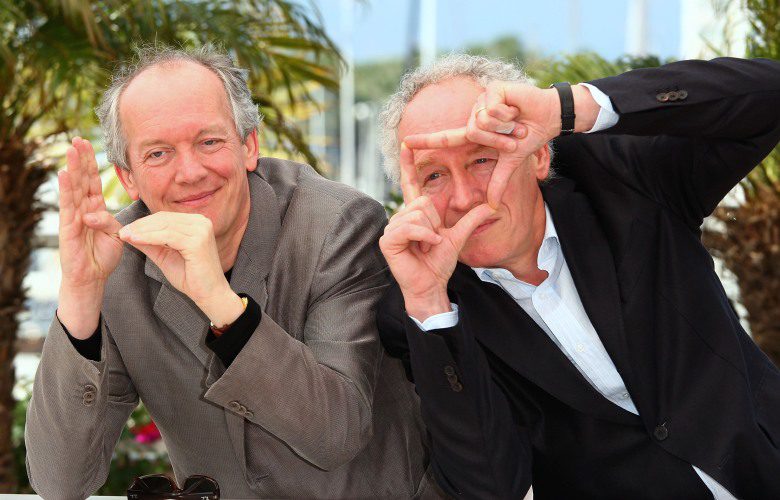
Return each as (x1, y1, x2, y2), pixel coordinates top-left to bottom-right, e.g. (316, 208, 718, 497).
(449, 264, 636, 424)
(542, 179, 641, 411)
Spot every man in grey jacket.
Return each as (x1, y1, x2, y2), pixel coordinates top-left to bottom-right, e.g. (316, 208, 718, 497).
(25, 45, 432, 499)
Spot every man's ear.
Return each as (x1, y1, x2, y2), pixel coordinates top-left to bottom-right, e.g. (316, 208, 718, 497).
(243, 129, 259, 172)
(533, 143, 551, 181)
(114, 165, 140, 200)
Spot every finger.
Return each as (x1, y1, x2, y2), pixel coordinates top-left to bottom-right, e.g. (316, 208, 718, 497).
(486, 103, 520, 123)
(65, 144, 85, 208)
(403, 128, 469, 150)
(74, 138, 92, 205)
(58, 170, 76, 229)
(83, 210, 122, 237)
(487, 159, 519, 208)
(125, 211, 205, 235)
(464, 125, 517, 153)
(384, 224, 443, 251)
(403, 195, 442, 230)
(485, 82, 516, 113)
(399, 143, 421, 204)
(473, 96, 518, 135)
(448, 204, 496, 250)
(83, 139, 108, 210)
(385, 209, 436, 237)
(119, 227, 189, 251)
(512, 124, 528, 139)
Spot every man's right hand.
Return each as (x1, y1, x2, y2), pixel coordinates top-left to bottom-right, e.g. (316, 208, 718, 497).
(57, 137, 123, 339)
(379, 145, 494, 322)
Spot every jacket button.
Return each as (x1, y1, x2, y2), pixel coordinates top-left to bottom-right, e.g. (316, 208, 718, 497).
(228, 401, 242, 412)
(244, 410, 254, 419)
(450, 382, 463, 392)
(84, 384, 96, 393)
(444, 365, 456, 376)
(656, 92, 670, 102)
(677, 89, 688, 99)
(653, 423, 669, 441)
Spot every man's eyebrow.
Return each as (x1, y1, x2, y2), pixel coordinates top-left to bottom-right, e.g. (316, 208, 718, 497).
(469, 144, 497, 155)
(196, 126, 230, 138)
(136, 126, 231, 151)
(414, 156, 436, 171)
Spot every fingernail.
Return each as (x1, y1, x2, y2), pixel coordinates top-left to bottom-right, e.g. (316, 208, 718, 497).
(495, 123, 515, 135)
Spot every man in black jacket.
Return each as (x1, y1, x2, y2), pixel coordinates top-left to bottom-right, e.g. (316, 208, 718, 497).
(376, 54, 780, 499)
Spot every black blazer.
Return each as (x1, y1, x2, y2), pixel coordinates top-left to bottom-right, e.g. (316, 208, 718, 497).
(378, 57, 780, 499)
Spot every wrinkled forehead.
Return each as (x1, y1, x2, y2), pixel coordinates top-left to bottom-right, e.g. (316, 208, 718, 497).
(398, 76, 484, 140)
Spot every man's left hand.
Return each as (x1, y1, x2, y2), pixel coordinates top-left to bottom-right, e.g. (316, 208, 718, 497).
(119, 212, 244, 327)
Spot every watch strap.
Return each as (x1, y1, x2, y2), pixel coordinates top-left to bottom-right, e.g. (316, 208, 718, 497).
(550, 82, 576, 135)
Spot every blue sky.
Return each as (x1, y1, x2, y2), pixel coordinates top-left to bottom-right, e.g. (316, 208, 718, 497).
(311, 0, 681, 62)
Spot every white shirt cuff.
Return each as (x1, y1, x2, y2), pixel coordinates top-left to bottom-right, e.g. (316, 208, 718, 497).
(410, 303, 460, 331)
(579, 83, 619, 133)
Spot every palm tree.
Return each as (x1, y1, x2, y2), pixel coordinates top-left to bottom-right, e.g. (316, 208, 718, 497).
(0, 0, 340, 489)
(702, 0, 780, 366)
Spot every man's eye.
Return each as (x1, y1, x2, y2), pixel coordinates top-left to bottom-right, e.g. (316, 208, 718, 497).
(474, 157, 495, 165)
(146, 151, 167, 162)
(203, 139, 222, 148)
(425, 172, 442, 183)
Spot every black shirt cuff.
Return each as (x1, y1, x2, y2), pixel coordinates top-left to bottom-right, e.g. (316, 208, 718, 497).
(205, 294, 261, 368)
(58, 311, 102, 362)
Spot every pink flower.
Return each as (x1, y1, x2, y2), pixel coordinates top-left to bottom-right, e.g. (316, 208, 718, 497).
(131, 421, 161, 444)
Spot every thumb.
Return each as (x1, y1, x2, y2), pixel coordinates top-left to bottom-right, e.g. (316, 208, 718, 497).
(83, 210, 122, 236)
(448, 204, 496, 250)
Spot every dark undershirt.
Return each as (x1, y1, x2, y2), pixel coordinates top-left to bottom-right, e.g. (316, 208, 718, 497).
(62, 268, 261, 368)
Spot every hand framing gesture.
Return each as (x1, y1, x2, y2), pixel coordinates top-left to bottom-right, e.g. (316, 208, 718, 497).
(57, 138, 124, 338)
(403, 82, 565, 208)
(379, 145, 495, 321)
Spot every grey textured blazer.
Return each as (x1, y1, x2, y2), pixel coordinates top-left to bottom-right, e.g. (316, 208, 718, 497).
(26, 158, 434, 499)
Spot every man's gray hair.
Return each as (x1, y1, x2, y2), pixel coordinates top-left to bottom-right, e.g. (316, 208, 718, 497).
(379, 53, 553, 183)
(96, 44, 262, 170)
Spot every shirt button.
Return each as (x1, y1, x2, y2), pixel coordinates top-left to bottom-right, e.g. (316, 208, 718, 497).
(575, 344, 585, 353)
(621, 392, 630, 399)
(653, 423, 669, 441)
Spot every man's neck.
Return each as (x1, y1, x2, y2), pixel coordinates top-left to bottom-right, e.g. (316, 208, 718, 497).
(500, 199, 549, 286)
(217, 206, 251, 272)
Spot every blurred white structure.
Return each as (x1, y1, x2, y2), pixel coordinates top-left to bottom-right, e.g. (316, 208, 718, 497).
(679, 0, 747, 58)
(625, 0, 649, 56)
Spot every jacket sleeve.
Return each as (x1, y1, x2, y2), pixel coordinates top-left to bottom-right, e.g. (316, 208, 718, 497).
(202, 195, 389, 471)
(25, 318, 139, 499)
(377, 286, 532, 499)
(562, 57, 780, 230)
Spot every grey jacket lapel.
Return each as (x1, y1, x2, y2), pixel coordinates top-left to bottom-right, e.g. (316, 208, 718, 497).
(145, 259, 211, 367)
(229, 170, 282, 310)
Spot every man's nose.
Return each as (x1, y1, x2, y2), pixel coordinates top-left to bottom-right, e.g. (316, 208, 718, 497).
(448, 174, 485, 213)
(173, 148, 208, 184)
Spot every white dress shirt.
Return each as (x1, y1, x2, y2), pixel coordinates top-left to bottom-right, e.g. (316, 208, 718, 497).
(409, 85, 737, 499)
